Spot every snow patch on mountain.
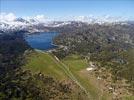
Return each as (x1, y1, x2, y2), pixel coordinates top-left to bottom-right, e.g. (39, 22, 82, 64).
(0, 13, 133, 33)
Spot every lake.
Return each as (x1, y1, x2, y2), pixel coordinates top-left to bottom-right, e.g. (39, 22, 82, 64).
(25, 32, 59, 50)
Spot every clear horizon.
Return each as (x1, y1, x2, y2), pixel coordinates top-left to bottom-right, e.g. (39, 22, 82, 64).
(0, 0, 134, 20)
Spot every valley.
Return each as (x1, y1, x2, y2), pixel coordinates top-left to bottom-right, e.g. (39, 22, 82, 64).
(23, 50, 111, 100)
(0, 12, 134, 100)
(1, 0, 134, 99)
(23, 49, 134, 100)
(0, 22, 134, 100)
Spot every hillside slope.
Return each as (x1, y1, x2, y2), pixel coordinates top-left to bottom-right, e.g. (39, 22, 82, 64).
(23, 50, 114, 100)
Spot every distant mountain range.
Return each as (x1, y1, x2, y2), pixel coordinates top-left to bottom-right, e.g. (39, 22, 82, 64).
(0, 13, 134, 33)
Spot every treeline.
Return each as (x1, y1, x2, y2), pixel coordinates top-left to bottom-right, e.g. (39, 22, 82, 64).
(52, 24, 134, 91)
(0, 32, 30, 75)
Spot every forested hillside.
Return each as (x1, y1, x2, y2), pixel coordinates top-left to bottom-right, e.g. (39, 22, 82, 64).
(53, 24, 134, 96)
(0, 23, 134, 99)
(0, 32, 86, 100)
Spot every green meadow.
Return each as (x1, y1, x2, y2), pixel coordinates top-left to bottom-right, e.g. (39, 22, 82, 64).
(23, 51, 68, 80)
(62, 54, 112, 100)
(23, 51, 113, 99)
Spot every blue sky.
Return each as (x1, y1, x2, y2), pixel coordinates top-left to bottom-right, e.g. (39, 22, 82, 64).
(0, 0, 134, 19)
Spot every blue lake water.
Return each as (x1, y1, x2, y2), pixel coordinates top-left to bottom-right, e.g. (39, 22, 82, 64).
(25, 32, 59, 50)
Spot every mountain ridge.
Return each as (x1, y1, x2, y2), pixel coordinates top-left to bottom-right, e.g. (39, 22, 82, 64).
(0, 13, 134, 33)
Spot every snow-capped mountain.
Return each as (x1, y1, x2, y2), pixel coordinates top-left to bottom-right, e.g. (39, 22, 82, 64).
(0, 13, 133, 33)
